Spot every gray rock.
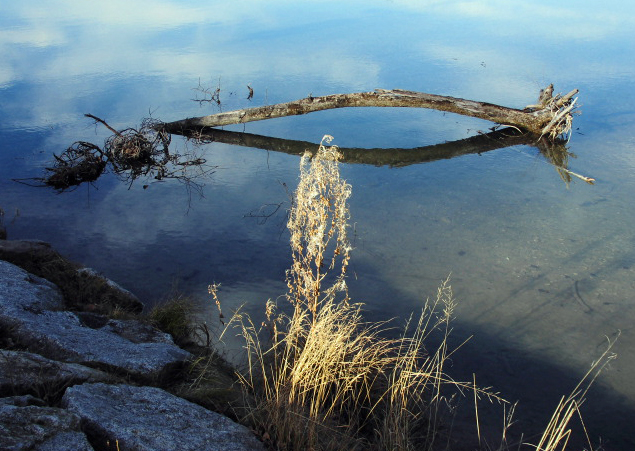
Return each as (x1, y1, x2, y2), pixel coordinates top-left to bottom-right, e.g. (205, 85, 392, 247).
(77, 267, 141, 308)
(62, 383, 263, 451)
(0, 402, 93, 451)
(0, 394, 46, 407)
(0, 259, 65, 313)
(32, 430, 95, 451)
(0, 240, 143, 313)
(102, 317, 176, 345)
(0, 261, 191, 381)
(0, 350, 113, 399)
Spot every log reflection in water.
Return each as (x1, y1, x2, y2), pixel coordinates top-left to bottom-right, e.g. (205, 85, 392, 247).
(178, 126, 589, 183)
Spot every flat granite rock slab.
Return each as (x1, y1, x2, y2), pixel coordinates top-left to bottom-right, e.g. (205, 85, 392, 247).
(0, 259, 65, 313)
(0, 260, 191, 380)
(62, 383, 264, 451)
(0, 350, 113, 398)
(0, 400, 93, 451)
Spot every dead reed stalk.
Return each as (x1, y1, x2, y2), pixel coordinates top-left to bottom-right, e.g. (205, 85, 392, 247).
(529, 336, 617, 451)
(285, 135, 352, 320)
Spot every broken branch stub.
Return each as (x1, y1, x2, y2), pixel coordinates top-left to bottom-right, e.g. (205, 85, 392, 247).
(159, 86, 578, 140)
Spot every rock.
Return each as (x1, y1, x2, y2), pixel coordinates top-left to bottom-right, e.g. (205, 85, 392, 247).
(0, 240, 143, 313)
(0, 394, 46, 407)
(103, 317, 176, 345)
(0, 258, 65, 312)
(31, 431, 95, 451)
(77, 267, 141, 312)
(62, 383, 263, 451)
(1, 244, 261, 451)
(0, 261, 191, 381)
(0, 399, 93, 451)
(74, 312, 174, 345)
(0, 350, 113, 400)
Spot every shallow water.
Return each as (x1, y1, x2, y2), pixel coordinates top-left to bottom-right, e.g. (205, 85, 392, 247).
(2, 1, 635, 448)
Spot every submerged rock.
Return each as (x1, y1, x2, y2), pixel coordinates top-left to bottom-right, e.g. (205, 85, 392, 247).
(0, 260, 191, 381)
(0, 398, 93, 451)
(62, 383, 263, 451)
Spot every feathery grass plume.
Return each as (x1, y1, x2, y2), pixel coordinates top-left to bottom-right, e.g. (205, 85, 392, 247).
(238, 136, 372, 449)
(285, 135, 352, 321)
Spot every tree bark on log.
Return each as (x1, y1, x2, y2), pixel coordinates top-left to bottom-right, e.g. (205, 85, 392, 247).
(160, 87, 578, 139)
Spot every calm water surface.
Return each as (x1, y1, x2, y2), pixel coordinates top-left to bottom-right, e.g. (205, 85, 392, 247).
(2, 1, 635, 449)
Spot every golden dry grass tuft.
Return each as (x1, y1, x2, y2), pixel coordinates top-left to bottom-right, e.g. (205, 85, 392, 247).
(224, 135, 613, 450)
(233, 136, 503, 450)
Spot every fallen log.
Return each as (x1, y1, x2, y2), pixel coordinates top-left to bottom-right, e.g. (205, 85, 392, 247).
(160, 86, 578, 140)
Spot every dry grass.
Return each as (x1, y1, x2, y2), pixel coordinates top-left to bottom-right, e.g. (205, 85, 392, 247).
(232, 136, 503, 450)
(377, 281, 463, 451)
(236, 289, 476, 450)
(528, 336, 617, 451)
(148, 294, 198, 346)
(285, 135, 352, 318)
(475, 336, 617, 451)
(223, 135, 613, 450)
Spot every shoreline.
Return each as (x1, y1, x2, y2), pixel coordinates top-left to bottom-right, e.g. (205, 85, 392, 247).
(1, 238, 260, 450)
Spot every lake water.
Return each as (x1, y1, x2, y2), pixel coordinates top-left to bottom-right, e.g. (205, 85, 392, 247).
(2, 1, 635, 449)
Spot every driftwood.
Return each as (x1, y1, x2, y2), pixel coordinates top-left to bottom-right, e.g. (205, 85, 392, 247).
(14, 115, 213, 193)
(160, 85, 578, 140)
